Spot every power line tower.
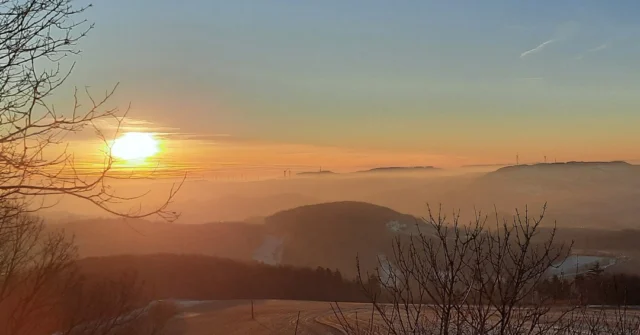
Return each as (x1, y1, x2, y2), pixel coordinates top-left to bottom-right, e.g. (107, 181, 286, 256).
(516, 153, 519, 165)
(544, 155, 547, 163)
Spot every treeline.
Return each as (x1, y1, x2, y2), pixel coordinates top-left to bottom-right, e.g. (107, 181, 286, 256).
(77, 254, 369, 302)
(76, 254, 640, 307)
(539, 272, 640, 305)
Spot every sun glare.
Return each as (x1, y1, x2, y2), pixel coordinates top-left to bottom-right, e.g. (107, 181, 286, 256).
(111, 132, 159, 162)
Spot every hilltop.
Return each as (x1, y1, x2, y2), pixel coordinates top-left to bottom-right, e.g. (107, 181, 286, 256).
(262, 201, 420, 275)
(265, 201, 415, 230)
(477, 160, 640, 193)
(489, 161, 634, 175)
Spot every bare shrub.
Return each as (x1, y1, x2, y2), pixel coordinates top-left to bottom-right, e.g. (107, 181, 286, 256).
(335, 204, 640, 334)
(0, 206, 76, 335)
(0, 206, 179, 335)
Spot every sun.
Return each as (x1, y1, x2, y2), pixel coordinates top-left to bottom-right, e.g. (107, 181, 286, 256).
(111, 132, 159, 162)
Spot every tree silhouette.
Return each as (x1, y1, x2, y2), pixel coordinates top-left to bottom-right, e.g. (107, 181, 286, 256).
(0, 1, 183, 334)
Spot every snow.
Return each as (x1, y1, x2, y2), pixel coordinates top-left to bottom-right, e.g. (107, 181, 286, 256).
(547, 255, 617, 277)
(386, 220, 406, 232)
(170, 299, 210, 308)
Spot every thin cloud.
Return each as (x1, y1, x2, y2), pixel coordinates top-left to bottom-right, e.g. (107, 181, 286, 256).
(94, 117, 179, 133)
(588, 43, 608, 53)
(520, 39, 557, 58)
(519, 21, 580, 59)
(163, 133, 233, 142)
(576, 43, 609, 60)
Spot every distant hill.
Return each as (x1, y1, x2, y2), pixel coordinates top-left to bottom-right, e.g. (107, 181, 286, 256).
(45, 199, 640, 280)
(266, 201, 414, 230)
(467, 161, 640, 229)
(461, 163, 508, 168)
(262, 201, 420, 275)
(46, 201, 424, 277)
(296, 170, 336, 176)
(296, 166, 440, 176)
(480, 161, 638, 184)
(478, 161, 640, 191)
(489, 161, 634, 176)
(355, 166, 439, 173)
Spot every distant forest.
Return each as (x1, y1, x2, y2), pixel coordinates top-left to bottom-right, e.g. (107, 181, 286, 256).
(539, 272, 640, 306)
(78, 254, 370, 302)
(77, 254, 640, 307)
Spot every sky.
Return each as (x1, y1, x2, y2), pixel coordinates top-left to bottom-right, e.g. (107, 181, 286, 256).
(58, 0, 640, 175)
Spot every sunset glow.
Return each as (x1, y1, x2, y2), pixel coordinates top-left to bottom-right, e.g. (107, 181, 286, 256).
(111, 132, 159, 162)
(63, 2, 640, 173)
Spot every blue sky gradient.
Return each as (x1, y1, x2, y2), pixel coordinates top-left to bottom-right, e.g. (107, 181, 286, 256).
(64, 1, 640, 168)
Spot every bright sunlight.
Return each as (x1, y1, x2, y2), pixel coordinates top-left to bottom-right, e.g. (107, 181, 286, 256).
(111, 132, 159, 162)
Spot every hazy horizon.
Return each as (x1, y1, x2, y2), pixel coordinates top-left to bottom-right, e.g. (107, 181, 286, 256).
(43, 0, 640, 176)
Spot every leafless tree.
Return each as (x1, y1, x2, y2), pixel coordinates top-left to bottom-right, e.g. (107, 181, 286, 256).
(0, 0, 182, 221)
(0, 205, 179, 335)
(0, 1, 184, 334)
(335, 204, 640, 334)
(0, 205, 76, 335)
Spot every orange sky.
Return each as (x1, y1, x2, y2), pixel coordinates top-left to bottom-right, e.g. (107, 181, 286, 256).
(50, 1, 640, 177)
(67, 121, 639, 180)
